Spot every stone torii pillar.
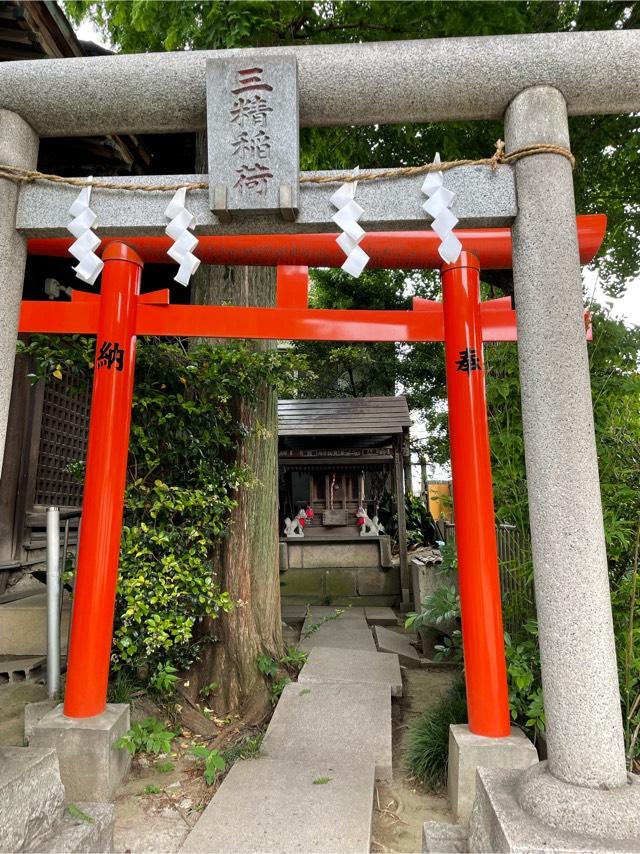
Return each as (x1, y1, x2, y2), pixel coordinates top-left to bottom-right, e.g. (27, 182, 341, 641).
(468, 86, 640, 850)
(0, 110, 38, 465)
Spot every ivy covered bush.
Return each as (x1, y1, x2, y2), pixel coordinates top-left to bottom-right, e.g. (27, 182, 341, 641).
(19, 335, 301, 677)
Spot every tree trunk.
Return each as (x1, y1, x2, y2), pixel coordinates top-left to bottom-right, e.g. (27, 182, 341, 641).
(185, 136, 282, 723)
(188, 262, 283, 724)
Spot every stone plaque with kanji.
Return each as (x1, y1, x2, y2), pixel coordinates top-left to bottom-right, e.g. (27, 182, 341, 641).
(206, 54, 299, 221)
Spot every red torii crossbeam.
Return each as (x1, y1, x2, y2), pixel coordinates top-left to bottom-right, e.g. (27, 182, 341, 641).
(19, 219, 603, 734)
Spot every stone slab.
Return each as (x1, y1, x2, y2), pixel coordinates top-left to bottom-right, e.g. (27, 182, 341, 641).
(0, 33, 638, 138)
(300, 542, 382, 569)
(300, 616, 376, 653)
(17, 165, 517, 238)
(206, 54, 299, 217)
(374, 625, 421, 667)
(448, 725, 538, 824)
(0, 593, 70, 656)
(469, 767, 640, 852)
(30, 703, 131, 802)
(0, 746, 64, 853)
(365, 606, 398, 626)
(422, 821, 469, 853)
(261, 681, 392, 780)
(180, 757, 374, 853)
(302, 605, 365, 621)
(299, 647, 403, 697)
(27, 802, 114, 853)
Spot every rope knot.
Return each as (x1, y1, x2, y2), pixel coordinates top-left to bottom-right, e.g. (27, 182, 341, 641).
(491, 139, 506, 171)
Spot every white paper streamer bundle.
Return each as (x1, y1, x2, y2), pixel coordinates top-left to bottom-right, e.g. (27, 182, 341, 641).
(164, 188, 201, 286)
(422, 153, 462, 264)
(68, 181, 103, 285)
(330, 169, 369, 278)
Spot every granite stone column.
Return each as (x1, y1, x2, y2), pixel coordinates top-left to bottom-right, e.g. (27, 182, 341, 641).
(0, 110, 38, 468)
(504, 87, 627, 789)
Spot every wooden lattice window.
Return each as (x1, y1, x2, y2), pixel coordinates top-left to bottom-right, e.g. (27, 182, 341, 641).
(34, 377, 90, 508)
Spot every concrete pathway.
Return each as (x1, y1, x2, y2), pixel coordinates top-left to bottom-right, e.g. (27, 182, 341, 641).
(180, 608, 402, 853)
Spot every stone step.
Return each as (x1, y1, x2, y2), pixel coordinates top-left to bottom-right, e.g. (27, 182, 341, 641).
(299, 617, 376, 653)
(298, 647, 403, 697)
(25, 802, 114, 853)
(365, 606, 398, 626)
(180, 757, 375, 853)
(374, 625, 422, 667)
(0, 593, 70, 656)
(283, 604, 366, 623)
(0, 746, 65, 852)
(261, 681, 392, 781)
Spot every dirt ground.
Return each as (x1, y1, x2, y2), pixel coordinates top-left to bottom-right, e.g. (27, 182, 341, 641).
(112, 734, 224, 854)
(371, 665, 459, 854)
(1, 622, 460, 854)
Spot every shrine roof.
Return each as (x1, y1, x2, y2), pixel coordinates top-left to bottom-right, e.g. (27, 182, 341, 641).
(278, 397, 411, 437)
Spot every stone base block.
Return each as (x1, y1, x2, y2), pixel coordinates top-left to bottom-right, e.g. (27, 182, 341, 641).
(469, 766, 640, 852)
(422, 821, 468, 853)
(24, 699, 58, 743)
(30, 704, 131, 802)
(447, 725, 537, 823)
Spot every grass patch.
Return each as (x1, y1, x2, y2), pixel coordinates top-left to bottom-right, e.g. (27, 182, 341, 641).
(222, 732, 264, 766)
(312, 776, 332, 785)
(404, 678, 467, 791)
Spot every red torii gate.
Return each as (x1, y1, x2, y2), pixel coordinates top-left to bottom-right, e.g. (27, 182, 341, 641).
(19, 215, 604, 737)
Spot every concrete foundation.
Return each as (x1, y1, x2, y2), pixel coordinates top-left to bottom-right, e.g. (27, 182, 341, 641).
(30, 703, 131, 802)
(469, 766, 640, 853)
(447, 725, 538, 824)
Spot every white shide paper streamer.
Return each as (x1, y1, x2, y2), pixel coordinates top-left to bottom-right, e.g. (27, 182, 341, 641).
(68, 180, 103, 285)
(164, 187, 201, 286)
(330, 169, 369, 278)
(421, 153, 462, 264)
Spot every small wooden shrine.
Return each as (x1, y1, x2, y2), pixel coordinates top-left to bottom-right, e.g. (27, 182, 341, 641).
(277, 396, 412, 608)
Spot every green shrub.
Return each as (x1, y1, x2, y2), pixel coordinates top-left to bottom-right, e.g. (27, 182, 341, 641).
(20, 336, 303, 680)
(405, 679, 467, 791)
(116, 716, 176, 755)
(190, 746, 226, 785)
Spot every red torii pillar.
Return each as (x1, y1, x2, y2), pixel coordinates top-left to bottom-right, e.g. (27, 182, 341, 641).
(18, 236, 594, 730)
(442, 252, 510, 736)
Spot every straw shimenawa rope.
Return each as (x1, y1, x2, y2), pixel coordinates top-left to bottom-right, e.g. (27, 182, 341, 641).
(0, 140, 574, 194)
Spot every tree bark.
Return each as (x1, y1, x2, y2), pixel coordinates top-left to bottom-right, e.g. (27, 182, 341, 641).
(185, 135, 282, 722)
(188, 262, 283, 724)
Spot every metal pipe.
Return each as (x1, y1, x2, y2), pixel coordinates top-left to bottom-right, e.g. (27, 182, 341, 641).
(0, 31, 637, 136)
(46, 506, 60, 700)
